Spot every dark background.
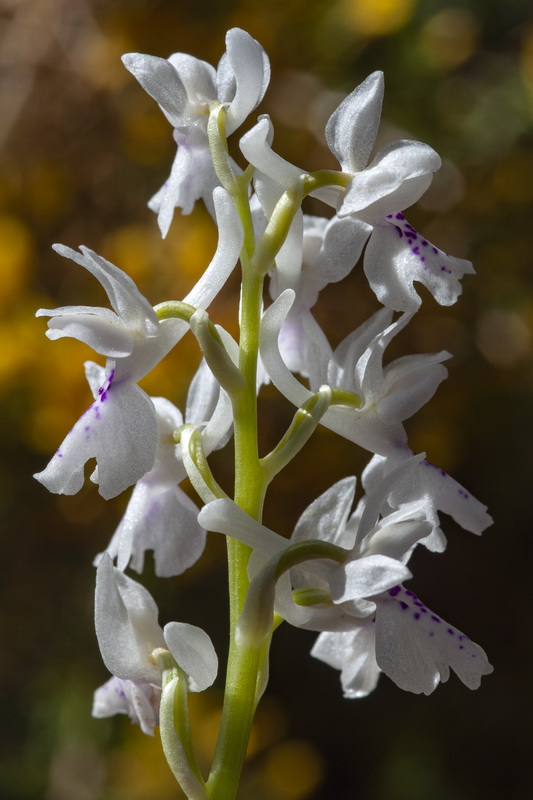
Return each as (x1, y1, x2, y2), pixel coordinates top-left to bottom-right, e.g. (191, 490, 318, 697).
(1, 1, 532, 798)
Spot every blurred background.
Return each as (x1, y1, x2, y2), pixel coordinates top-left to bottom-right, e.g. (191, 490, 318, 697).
(1, 0, 532, 798)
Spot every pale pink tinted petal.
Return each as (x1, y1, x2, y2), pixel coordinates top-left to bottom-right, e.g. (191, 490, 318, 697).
(185, 358, 221, 425)
(278, 307, 332, 385)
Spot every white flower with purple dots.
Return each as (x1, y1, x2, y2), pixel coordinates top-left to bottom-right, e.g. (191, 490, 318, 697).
(363, 212, 475, 312)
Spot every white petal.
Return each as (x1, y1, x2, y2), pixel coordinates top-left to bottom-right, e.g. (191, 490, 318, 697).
(52, 244, 159, 333)
(354, 451, 427, 543)
(374, 449, 493, 536)
(354, 173, 435, 222)
(338, 140, 440, 219)
(364, 216, 475, 311)
(154, 145, 197, 235)
(375, 585, 493, 694)
(330, 554, 411, 604)
(84, 361, 106, 398)
(122, 53, 188, 126)
(327, 307, 393, 391)
(221, 28, 271, 134)
(311, 626, 381, 698)
(95, 554, 165, 684)
(154, 139, 220, 234)
(363, 519, 432, 562)
(261, 294, 406, 455)
(278, 307, 332, 386)
(43, 312, 134, 357)
(163, 622, 218, 692)
(318, 215, 371, 283)
(34, 378, 157, 500)
(292, 476, 356, 546)
(92, 676, 160, 736)
(378, 352, 449, 423)
(107, 482, 205, 578)
(167, 52, 217, 105)
(325, 71, 384, 173)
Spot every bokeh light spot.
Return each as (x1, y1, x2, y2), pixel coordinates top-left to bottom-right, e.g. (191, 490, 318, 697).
(340, 0, 417, 37)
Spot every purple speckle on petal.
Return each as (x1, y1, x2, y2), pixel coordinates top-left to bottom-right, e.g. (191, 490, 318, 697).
(413, 612, 420, 620)
(388, 586, 402, 597)
(399, 601, 409, 611)
(431, 615, 441, 623)
(447, 628, 455, 636)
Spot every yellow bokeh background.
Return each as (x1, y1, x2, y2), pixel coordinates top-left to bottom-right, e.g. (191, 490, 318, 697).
(1, 1, 532, 798)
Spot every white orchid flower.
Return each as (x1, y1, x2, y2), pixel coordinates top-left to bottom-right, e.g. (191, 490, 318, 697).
(34, 189, 242, 500)
(312, 583, 493, 698)
(261, 293, 450, 456)
(95, 553, 218, 692)
(123, 28, 270, 235)
(240, 71, 473, 312)
(199, 460, 492, 696)
(361, 448, 493, 547)
(98, 358, 232, 577)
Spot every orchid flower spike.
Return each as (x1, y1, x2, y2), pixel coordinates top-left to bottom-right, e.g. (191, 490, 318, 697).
(123, 28, 270, 235)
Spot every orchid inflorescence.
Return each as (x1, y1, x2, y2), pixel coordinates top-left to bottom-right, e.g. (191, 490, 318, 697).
(35, 28, 493, 799)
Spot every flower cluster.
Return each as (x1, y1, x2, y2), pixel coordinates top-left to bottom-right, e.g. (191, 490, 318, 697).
(36, 28, 492, 798)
